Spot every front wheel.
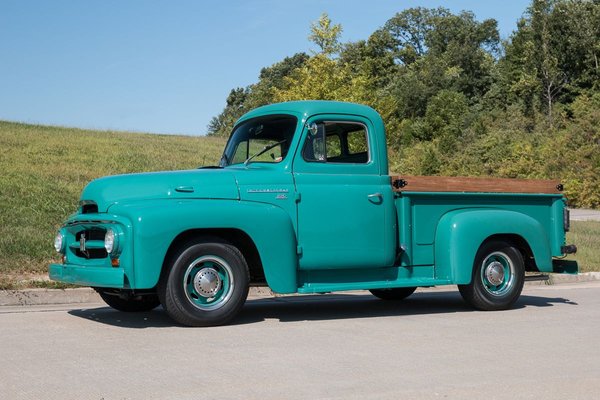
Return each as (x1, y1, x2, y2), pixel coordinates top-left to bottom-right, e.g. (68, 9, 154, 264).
(160, 242, 250, 327)
(458, 240, 525, 311)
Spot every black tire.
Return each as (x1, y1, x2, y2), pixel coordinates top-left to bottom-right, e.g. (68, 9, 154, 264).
(458, 240, 525, 311)
(369, 287, 417, 301)
(96, 289, 161, 312)
(159, 242, 250, 327)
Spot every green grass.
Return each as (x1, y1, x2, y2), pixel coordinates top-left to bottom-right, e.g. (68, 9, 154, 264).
(0, 120, 226, 278)
(0, 120, 598, 288)
(566, 221, 600, 273)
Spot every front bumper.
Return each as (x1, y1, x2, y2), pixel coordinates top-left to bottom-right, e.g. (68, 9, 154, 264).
(49, 212, 133, 288)
(49, 263, 125, 288)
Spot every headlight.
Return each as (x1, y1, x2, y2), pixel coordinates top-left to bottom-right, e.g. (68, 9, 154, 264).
(104, 229, 116, 253)
(54, 232, 65, 253)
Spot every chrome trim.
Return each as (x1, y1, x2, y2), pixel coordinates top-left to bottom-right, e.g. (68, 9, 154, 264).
(247, 188, 289, 193)
(301, 120, 372, 164)
(64, 220, 117, 227)
(184, 255, 235, 311)
(79, 233, 87, 252)
(193, 267, 222, 298)
(484, 261, 505, 286)
(480, 251, 515, 297)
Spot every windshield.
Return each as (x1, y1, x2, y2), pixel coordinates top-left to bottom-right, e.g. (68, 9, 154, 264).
(220, 115, 297, 167)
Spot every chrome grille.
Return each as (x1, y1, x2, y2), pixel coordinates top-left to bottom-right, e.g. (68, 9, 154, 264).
(73, 228, 107, 259)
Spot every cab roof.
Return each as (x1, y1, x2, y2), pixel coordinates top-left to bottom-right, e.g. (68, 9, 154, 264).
(236, 100, 382, 125)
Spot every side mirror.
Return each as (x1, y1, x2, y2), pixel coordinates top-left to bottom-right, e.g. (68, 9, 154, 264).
(302, 122, 326, 162)
(307, 122, 319, 137)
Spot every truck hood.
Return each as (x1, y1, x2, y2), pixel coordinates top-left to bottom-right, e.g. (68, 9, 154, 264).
(80, 169, 239, 212)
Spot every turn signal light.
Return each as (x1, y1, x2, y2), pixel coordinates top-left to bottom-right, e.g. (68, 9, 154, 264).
(111, 258, 120, 267)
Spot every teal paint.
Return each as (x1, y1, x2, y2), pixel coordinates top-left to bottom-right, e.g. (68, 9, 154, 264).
(49, 263, 125, 288)
(435, 208, 553, 283)
(49, 100, 576, 294)
(110, 199, 298, 293)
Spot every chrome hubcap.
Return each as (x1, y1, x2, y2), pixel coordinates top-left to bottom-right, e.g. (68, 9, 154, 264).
(183, 255, 234, 311)
(193, 268, 222, 298)
(480, 251, 515, 297)
(485, 261, 505, 286)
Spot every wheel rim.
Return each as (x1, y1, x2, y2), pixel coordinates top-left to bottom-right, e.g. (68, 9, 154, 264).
(183, 255, 234, 310)
(480, 251, 515, 297)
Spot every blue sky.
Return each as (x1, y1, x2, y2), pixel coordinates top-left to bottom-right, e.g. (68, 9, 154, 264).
(0, 0, 531, 136)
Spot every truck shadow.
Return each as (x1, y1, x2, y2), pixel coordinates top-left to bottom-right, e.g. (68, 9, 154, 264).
(67, 290, 577, 329)
(236, 291, 576, 324)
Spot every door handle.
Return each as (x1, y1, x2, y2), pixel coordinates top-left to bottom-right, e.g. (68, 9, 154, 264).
(175, 186, 195, 193)
(367, 192, 382, 199)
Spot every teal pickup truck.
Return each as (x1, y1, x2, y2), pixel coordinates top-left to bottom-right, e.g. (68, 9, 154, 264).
(50, 101, 577, 326)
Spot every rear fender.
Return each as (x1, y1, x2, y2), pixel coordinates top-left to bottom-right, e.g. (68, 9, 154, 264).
(434, 209, 552, 284)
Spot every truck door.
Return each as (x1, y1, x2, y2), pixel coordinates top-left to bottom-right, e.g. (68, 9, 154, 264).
(292, 116, 395, 270)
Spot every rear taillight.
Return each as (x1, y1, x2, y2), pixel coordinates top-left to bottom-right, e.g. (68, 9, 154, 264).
(563, 208, 570, 232)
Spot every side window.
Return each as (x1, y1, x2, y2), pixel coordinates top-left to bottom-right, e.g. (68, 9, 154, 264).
(326, 134, 342, 158)
(347, 129, 368, 155)
(303, 121, 369, 164)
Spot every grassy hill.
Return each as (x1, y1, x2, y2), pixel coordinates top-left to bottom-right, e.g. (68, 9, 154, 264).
(0, 120, 226, 286)
(0, 120, 596, 288)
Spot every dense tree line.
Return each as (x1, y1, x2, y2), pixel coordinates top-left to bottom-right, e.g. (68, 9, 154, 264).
(208, 0, 600, 208)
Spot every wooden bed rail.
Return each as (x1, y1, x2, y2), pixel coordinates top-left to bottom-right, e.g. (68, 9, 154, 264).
(390, 175, 563, 194)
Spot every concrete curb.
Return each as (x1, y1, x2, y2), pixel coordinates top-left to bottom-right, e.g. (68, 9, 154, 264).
(0, 286, 275, 307)
(1, 274, 599, 307)
(0, 288, 101, 306)
(548, 271, 600, 284)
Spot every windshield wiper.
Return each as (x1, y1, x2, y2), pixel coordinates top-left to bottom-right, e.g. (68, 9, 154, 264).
(243, 140, 286, 166)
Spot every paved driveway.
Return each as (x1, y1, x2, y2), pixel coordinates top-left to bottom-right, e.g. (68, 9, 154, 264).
(571, 208, 600, 221)
(1, 282, 599, 399)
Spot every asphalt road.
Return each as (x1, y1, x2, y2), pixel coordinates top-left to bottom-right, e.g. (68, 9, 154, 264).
(570, 208, 600, 221)
(1, 282, 599, 400)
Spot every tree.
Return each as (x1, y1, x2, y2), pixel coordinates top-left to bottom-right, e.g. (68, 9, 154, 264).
(500, 0, 600, 123)
(248, 52, 310, 108)
(207, 53, 309, 136)
(207, 87, 249, 136)
(531, 0, 566, 122)
(382, 7, 499, 124)
(207, 2, 600, 207)
(308, 13, 343, 56)
(340, 29, 398, 88)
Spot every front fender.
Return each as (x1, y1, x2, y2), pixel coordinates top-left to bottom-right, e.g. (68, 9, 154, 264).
(434, 209, 552, 284)
(111, 199, 298, 292)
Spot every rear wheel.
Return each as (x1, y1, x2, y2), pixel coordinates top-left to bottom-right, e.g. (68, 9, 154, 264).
(370, 287, 417, 301)
(159, 242, 250, 327)
(458, 240, 525, 311)
(96, 289, 161, 312)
